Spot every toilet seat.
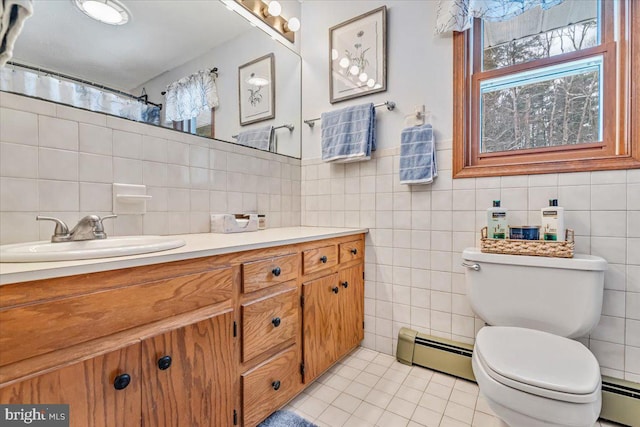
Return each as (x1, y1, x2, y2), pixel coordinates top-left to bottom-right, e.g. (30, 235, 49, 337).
(475, 326, 601, 404)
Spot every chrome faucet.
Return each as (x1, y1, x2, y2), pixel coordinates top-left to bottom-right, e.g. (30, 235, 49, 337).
(36, 215, 117, 242)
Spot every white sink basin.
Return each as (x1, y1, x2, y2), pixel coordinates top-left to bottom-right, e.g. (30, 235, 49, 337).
(0, 236, 186, 262)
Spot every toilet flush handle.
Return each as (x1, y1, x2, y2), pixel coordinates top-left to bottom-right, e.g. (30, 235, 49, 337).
(461, 262, 480, 271)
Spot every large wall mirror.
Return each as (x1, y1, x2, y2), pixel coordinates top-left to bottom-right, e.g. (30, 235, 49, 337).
(1, 0, 302, 158)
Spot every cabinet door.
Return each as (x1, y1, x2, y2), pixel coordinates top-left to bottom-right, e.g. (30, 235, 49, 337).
(141, 310, 235, 427)
(0, 344, 141, 427)
(337, 264, 365, 356)
(302, 274, 340, 383)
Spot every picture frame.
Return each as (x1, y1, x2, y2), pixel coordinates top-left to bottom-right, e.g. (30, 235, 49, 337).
(329, 6, 387, 104)
(238, 53, 275, 125)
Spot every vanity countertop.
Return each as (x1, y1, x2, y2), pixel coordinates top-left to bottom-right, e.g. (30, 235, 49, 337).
(0, 227, 368, 285)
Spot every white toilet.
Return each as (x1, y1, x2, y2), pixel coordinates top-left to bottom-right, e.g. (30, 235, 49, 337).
(462, 248, 607, 427)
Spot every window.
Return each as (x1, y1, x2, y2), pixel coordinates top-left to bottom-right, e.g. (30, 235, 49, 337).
(453, 0, 640, 177)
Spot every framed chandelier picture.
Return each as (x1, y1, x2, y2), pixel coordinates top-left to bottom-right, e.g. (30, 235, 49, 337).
(329, 6, 387, 104)
(238, 53, 275, 125)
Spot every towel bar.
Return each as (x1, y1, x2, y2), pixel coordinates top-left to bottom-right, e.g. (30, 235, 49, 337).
(232, 124, 294, 139)
(304, 101, 396, 128)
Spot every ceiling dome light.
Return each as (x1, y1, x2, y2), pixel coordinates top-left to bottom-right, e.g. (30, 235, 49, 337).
(267, 1, 282, 17)
(74, 0, 130, 25)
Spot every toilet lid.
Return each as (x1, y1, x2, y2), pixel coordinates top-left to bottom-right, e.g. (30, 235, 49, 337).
(475, 327, 601, 400)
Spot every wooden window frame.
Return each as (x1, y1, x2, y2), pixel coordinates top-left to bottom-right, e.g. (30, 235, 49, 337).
(453, 0, 640, 178)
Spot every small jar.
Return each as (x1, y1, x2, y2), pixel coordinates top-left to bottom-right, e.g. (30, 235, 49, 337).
(258, 214, 267, 230)
(509, 225, 540, 240)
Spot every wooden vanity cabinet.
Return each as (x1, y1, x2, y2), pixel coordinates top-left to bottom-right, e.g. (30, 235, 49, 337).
(0, 232, 366, 427)
(239, 252, 302, 426)
(301, 264, 364, 384)
(0, 311, 235, 427)
(0, 260, 235, 427)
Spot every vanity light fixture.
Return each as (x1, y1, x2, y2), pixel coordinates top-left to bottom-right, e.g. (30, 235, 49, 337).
(284, 17, 300, 33)
(264, 0, 282, 18)
(73, 0, 130, 25)
(234, 0, 299, 43)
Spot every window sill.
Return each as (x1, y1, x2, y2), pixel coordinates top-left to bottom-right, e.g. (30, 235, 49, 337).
(453, 155, 640, 178)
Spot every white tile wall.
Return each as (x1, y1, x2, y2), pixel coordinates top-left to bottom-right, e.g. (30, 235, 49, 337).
(302, 144, 640, 382)
(0, 93, 301, 244)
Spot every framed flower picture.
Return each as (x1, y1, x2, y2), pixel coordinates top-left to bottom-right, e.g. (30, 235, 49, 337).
(329, 6, 387, 104)
(238, 53, 275, 125)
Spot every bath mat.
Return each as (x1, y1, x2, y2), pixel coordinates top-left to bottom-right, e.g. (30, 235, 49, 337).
(258, 410, 318, 427)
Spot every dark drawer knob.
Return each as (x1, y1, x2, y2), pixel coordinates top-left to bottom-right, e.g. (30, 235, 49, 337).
(350, 248, 358, 255)
(157, 355, 172, 370)
(113, 373, 131, 390)
(331, 286, 339, 294)
(341, 281, 349, 288)
(272, 317, 281, 327)
(272, 380, 281, 391)
(320, 255, 328, 263)
(272, 266, 281, 277)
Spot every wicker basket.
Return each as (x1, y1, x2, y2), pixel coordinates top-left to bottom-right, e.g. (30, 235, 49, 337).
(480, 227, 575, 258)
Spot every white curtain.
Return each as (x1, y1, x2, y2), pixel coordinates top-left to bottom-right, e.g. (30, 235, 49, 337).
(0, 0, 33, 66)
(435, 0, 565, 33)
(164, 70, 219, 123)
(0, 67, 161, 124)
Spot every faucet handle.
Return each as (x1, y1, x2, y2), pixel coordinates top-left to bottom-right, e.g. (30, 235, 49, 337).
(99, 214, 117, 225)
(94, 214, 117, 237)
(36, 216, 70, 242)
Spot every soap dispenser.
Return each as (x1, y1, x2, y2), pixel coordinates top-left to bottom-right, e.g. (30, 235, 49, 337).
(487, 200, 508, 239)
(541, 199, 565, 241)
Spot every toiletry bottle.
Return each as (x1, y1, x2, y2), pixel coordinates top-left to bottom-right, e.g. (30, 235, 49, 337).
(487, 200, 508, 239)
(541, 199, 565, 241)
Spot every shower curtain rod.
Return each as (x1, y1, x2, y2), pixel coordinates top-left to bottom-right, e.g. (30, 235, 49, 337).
(160, 67, 218, 96)
(5, 61, 163, 110)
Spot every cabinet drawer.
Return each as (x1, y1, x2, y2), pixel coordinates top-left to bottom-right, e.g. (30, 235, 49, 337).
(339, 239, 364, 263)
(0, 267, 232, 367)
(302, 245, 337, 275)
(241, 287, 298, 362)
(242, 253, 299, 294)
(242, 346, 299, 427)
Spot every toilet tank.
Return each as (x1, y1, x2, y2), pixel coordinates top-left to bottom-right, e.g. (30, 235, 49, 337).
(462, 248, 607, 338)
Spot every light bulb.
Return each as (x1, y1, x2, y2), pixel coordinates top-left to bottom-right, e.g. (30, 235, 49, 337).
(339, 57, 350, 68)
(349, 65, 359, 76)
(367, 79, 375, 88)
(359, 72, 368, 83)
(331, 49, 339, 61)
(287, 17, 300, 32)
(267, 1, 282, 17)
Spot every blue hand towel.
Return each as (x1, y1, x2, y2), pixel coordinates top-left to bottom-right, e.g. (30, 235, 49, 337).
(399, 124, 437, 185)
(321, 103, 376, 163)
(236, 125, 274, 151)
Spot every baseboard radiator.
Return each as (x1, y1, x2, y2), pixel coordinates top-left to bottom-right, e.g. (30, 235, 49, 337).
(396, 327, 640, 427)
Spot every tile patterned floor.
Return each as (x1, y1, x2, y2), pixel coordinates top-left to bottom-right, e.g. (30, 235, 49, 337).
(284, 347, 623, 427)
